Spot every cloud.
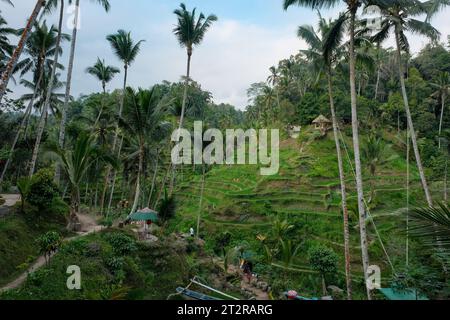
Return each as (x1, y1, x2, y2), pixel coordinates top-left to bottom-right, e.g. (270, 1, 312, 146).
(2, 1, 449, 111)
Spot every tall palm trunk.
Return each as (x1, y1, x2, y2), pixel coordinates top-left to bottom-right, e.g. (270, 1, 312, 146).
(28, 48, 49, 177)
(130, 143, 144, 215)
(394, 25, 433, 207)
(374, 63, 381, 100)
(0, 0, 45, 104)
(57, 0, 79, 182)
(0, 67, 44, 186)
(68, 186, 80, 230)
(327, 71, 352, 300)
(444, 159, 448, 203)
(29, 102, 48, 176)
(93, 82, 106, 128)
(169, 49, 192, 194)
(106, 135, 124, 215)
(147, 152, 159, 208)
(155, 162, 171, 208)
(349, 9, 371, 300)
(101, 64, 128, 213)
(438, 92, 445, 150)
(196, 164, 206, 239)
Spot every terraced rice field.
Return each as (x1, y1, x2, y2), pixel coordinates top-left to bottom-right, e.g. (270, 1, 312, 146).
(169, 130, 443, 293)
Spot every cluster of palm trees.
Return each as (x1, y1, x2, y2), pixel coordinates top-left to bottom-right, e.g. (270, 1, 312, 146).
(280, 0, 448, 300)
(0, 0, 448, 299)
(0, 1, 218, 225)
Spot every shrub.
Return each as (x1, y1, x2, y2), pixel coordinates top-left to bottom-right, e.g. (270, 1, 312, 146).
(158, 189, 176, 222)
(308, 245, 338, 276)
(213, 231, 232, 256)
(36, 231, 62, 264)
(103, 232, 137, 256)
(27, 169, 59, 210)
(0, 180, 12, 193)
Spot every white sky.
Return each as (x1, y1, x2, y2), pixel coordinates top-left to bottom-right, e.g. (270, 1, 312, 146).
(2, 0, 449, 109)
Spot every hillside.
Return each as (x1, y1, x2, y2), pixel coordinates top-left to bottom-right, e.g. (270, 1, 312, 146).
(169, 126, 445, 298)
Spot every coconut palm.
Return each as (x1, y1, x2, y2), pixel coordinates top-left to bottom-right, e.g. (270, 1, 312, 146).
(284, 0, 371, 299)
(0, 20, 68, 180)
(86, 58, 120, 95)
(57, 0, 111, 182)
(169, 3, 218, 193)
(101, 30, 144, 214)
(371, 0, 442, 207)
(409, 203, 450, 265)
(86, 58, 119, 126)
(106, 29, 144, 150)
(297, 14, 353, 299)
(0, 0, 46, 104)
(119, 87, 171, 215)
(430, 71, 449, 149)
(267, 66, 282, 117)
(20, 69, 65, 116)
(362, 134, 398, 200)
(0, 19, 67, 185)
(0, 15, 16, 66)
(26, 21, 69, 176)
(46, 133, 117, 230)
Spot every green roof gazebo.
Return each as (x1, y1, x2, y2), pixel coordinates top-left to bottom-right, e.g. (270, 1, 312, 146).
(128, 207, 159, 223)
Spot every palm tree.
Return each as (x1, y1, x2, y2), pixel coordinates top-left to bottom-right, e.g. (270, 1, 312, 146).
(0, 18, 67, 186)
(40, 0, 64, 180)
(267, 66, 282, 117)
(441, 129, 450, 203)
(86, 57, 119, 126)
(284, 0, 371, 299)
(46, 133, 116, 230)
(371, 0, 441, 207)
(100, 30, 143, 215)
(430, 71, 449, 149)
(362, 134, 398, 200)
(27, 21, 69, 176)
(297, 14, 353, 299)
(409, 203, 450, 266)
(0, 15, 16, 66)
(0, 0, 46, 104)
(169, 3, 218, 193)
(57, 0, 111, 182)
(119, 87, 171, 215)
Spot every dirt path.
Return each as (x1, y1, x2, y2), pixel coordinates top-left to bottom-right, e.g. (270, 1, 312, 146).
(227, 264, 269, 300)
(0, 194, 20, 217)
(0, 213, 102, 293)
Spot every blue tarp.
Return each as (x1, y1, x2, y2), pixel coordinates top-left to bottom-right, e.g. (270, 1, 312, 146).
(378, 288, 429, 300)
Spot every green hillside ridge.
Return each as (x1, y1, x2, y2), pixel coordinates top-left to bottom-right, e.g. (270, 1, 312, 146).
(167, 126, 444, 298)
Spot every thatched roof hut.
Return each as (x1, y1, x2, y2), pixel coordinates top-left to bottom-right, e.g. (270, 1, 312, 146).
(312, 115, 332, 132)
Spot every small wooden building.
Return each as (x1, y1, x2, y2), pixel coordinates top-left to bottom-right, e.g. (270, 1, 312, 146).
(288, 125, 301, 138)
(312, 115, 332, 132)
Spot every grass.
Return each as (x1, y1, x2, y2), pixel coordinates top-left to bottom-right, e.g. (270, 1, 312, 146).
(168, 126, 445, 298)
(0, 209, 68, 287)
(0, 228, 191, 300)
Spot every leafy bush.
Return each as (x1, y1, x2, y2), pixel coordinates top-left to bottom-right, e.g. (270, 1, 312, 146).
(36, 231, 62, 263)
(103, 232, 137, 256)
(308, 245, 338, 276)
(158, 189, 176, 222)
(0, 180, 12, 193)
(27, 169, 59, 210)
(213, 231, 232, 256)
